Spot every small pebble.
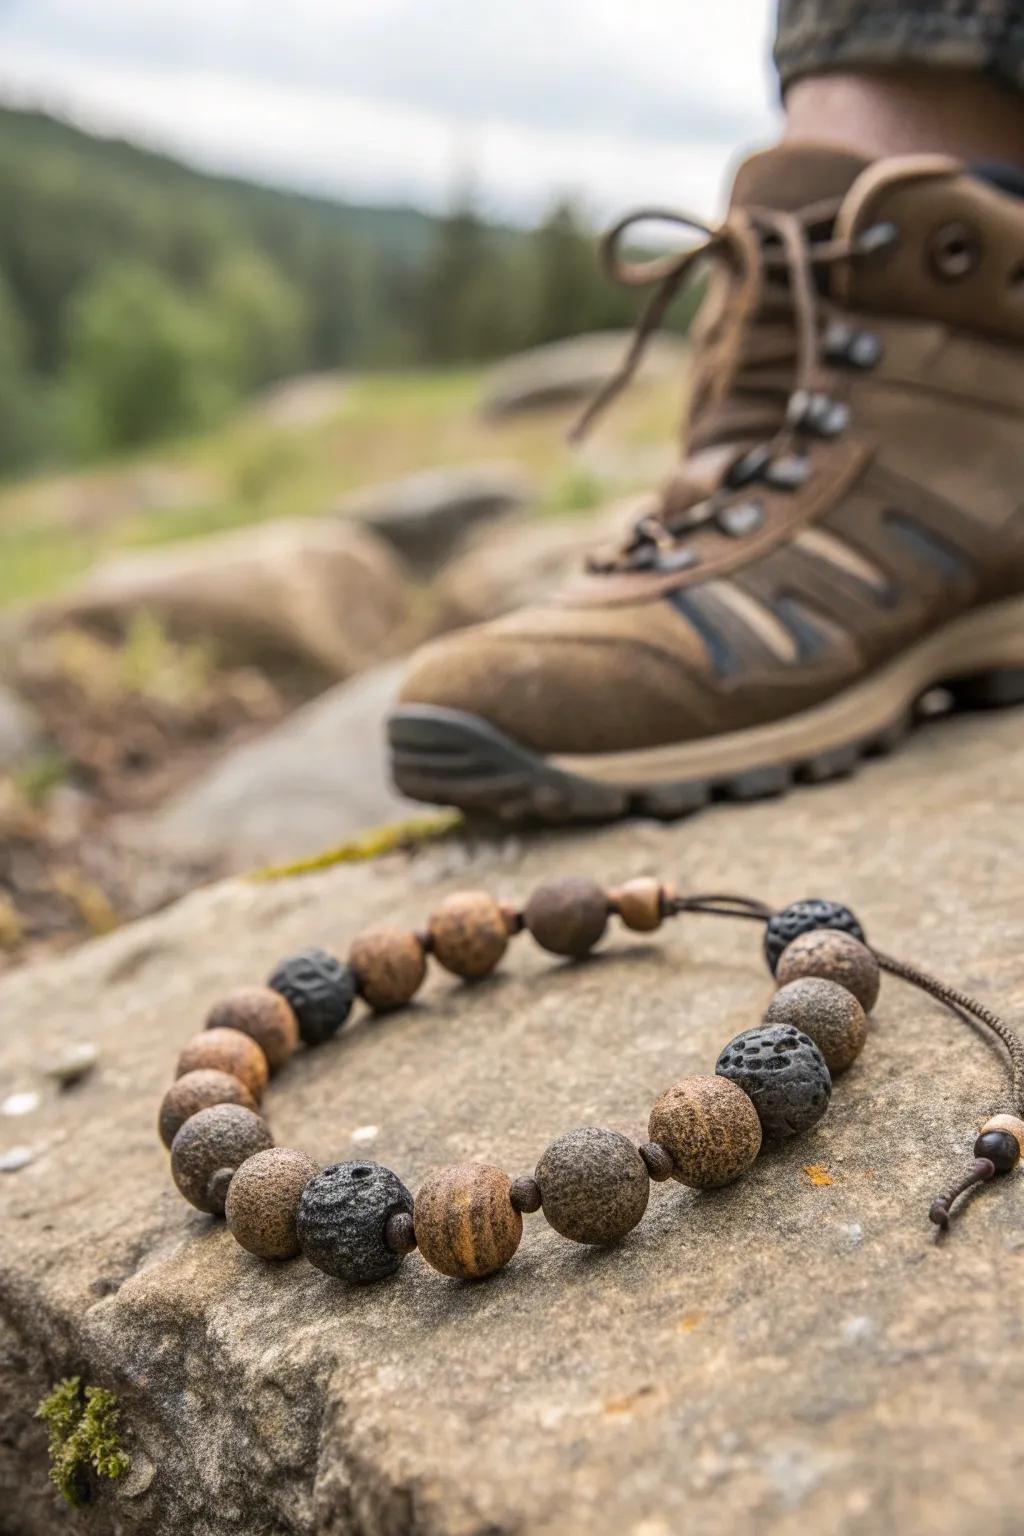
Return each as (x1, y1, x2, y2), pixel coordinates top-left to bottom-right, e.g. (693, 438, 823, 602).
(41, 1041, 99, 1087)
(351, 1125, 379, 1144)
(1, 1092, 40, 1118)
(0, 1145, 33, 1172)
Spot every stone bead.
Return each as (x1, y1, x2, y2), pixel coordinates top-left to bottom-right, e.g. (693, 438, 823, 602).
(974, 1130, 1021, 1175)
(612, 878, 665, 933)
(206, 986, 300, 1074)
(637, 1141, 675, 1182)
(349, 927, 427, 1011)
(535, 1128, 650, 1246)
(980, 1114, 1024, 1158)
(225, 1147, 319, 1259)
(523, 877, 609, 958)
(158, 1068, 258, 1149)
(776, 929, 880, 1013)
(648, 1075, 762, 1188)
(296, 1161, 415, 1283)
(267, 947, 355, 1046)
(414, 1164, 522, 1279)
(176, 1028, 269, 1103)
(763, 898, 865, 975)
(170, 1103, 273, 1214)
(509, 1175, 543, 1214)
(765, 978, 868, 1077)
(716, 1024, 832, 1140)
(428, 890, 509, 979)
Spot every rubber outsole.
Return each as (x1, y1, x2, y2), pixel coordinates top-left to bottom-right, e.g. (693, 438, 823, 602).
(388, 634, 1024, 825)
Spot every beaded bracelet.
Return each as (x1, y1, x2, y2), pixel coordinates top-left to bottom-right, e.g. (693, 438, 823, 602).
(157, 881, 1024, 1284)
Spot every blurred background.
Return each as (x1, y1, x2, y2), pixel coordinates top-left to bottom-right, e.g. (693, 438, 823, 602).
(0, 0, 778, 968)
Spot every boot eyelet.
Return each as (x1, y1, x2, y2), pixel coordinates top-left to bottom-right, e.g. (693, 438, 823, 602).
(928, 222, 981, 281)
(764, 454, 810, 492)
(717, 500, 765, 538)
(725, 445, 772, 489)
(823, 321, 882, 370)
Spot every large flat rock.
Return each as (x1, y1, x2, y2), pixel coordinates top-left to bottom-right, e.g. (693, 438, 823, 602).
(3, 708, 1024, 1535)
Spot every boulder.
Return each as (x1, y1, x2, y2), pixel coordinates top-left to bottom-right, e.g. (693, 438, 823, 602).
(143, 662, 416, 871)
(3, 708, 1024, 1532)
(0, 685, 40, 771)
(481, 331, 688, 417)
(338, 463, 533, 571)
(43, 520, 414, 684)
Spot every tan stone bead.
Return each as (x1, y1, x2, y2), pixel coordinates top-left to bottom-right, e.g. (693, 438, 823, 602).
(170, 1103, 273, 1214)
(414, 1163, 522, 1279)
(428, 891, 509, 979)
(765, 977, 868, 1076)
(648, 1074, 762, 1188)
(176, 1028, 269, 1103)
(158, 1068, 258, 1149)
(206, 986, 300, 1074)
(776, 929, 880, 1013)
(612, 877, 665, 933)
(225, 1147, 319, 1259)
(523, 877, 608, 957)
(981, 1114, 1024, 1157)
(349, 926, 427, 1011)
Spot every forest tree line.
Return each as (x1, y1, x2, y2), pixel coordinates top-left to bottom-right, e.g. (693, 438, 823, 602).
(0, 105, 693, 475)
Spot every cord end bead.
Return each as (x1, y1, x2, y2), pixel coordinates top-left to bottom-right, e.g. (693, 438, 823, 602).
(929, 1156, 996, 1233)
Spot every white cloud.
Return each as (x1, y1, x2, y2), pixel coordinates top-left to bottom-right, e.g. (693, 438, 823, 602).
(0, 0, 780, 220)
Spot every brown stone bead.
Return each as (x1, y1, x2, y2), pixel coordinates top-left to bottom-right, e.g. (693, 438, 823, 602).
(206, 986, 299, 1074)
(349, 926, 427, 1011)
(648, 1075, 762, 1189)
(523, 877, 609, 958)
(158, 1069, 258, 1149)
(176, 1027, 269, 1103)
(509, 1175, 543, 1213)
(981, 1114, 1024, 1158)
(170, 1103, 273, 1214)
(765, 977, 868, 1076)
(428, 890, 509, 979)
(776, 929, 880, 1013)
(225, 1147, 319, 1259)
(385, 1211, 418, 1255)
(638, 1141, 674, 1182)
(413, 1163, 522, 1279)
(535, 1128, 649, 1246)
(612, 877, 665, 933)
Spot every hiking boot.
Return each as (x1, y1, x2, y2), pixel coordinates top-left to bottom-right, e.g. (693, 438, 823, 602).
(390, 145, 1024, 821)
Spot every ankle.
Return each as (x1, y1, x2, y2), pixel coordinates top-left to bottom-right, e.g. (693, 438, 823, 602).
(785, 69, 1024, 165)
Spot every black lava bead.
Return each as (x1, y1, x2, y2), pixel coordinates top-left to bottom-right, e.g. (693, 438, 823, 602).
(974, 1130, 1021, 1174)
(296, 1161, 414, 1283)
(764, 899, 865, 975)
(267, 948, 355, 1046)
(716, 1023, 832, 1139)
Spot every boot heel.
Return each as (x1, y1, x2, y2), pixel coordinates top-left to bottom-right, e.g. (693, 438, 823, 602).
(948, 668, 1024, 709)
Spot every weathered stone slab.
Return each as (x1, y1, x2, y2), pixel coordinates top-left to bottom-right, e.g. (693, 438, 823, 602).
(3, 708, 1024, 1535)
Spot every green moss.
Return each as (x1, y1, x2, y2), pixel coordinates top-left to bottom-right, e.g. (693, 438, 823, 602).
(36, 1376, 130, 1507)
(249, 809, 462, 881)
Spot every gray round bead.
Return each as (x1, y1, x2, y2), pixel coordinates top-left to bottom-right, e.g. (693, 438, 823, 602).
(535, 1128, 649, 1246)
(296, 1161, 414, 1284)
(715, 1023, 831, 1140)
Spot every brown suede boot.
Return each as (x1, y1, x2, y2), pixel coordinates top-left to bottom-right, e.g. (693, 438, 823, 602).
(391, 145, 1024, 820)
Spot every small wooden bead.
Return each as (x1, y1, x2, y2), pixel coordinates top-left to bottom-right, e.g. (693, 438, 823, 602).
(428, 890, 509, 979)
(176, 1028, 269, 1103)
(414, 1164, 522, 1279)
(509, 1175, 543, 1213)
(206, 986, 300, 1074)
(974, 1130, 1020, 1174)
(765, 978, 868, 1076)
(638, 1141, 674, 1182)
(349, 927, 427, 1011)
(499, 901, 524, 935)
(535, 1128, 649, 1246)
(611, 877, 665, 933)
(980, 1114, 1024, 1157)
(225, 1147, 319, 1259)
(297, 1161, 415, 1283)
(648, 1075, 762, 1188)
(523, 877, 608, 958)
(170, 1103, 273, 1214)
(158, 1068, 258, 1149)
(385, 1211, 418, 1255)
(776, 929, 880, 1013)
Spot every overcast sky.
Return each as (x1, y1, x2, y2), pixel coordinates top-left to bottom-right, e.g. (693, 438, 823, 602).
(0, 1, 780, 223)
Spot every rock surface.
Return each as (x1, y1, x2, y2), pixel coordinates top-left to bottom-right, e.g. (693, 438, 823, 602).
(142, 662, 416, 871)
(43, 519, 415, 683)
(339, 464, 533, 572)
(0, 684, 39, 771)
(481, 331, 687, 416)
(3, 708, 1024, 1534)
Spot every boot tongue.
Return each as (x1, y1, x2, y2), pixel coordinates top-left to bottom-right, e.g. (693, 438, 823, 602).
(730, 141, 871, 212)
